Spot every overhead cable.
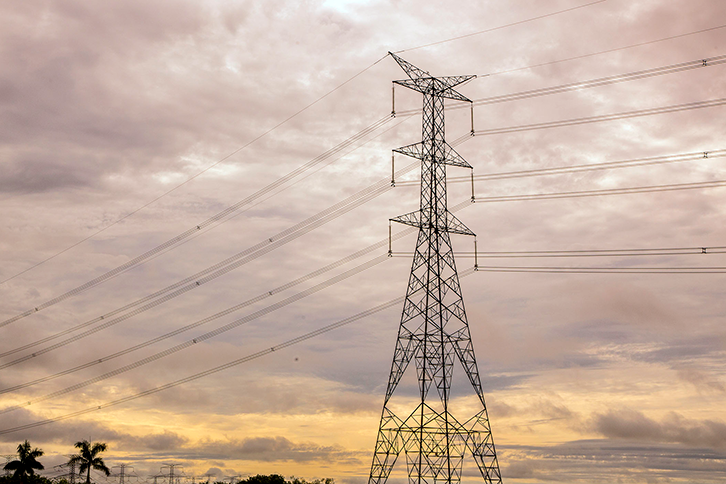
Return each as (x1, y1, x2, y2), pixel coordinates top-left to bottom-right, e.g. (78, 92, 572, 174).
(0, 114, 400, 328)
(393, 245, 726, 259)
(0, 254, 391, 414)
(455, 97, 726, 140)
(483, 23, 726, 77)
(0, 265, 470, 435)
(467, 179, 726, 202)
(395, 149, 726, 186)
(0, 54, 389, 287)
(395, 0, 607, 53)
(396, 54, 726, 116)
(0, 227, 416, 395)
(0, 162, 419, 366)
(471, 265, 726, 274)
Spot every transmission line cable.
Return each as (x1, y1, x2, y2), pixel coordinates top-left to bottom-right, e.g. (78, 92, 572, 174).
(454, 97, 726, 141)
(466, 246, 726, 258)
(0, 112, 403, 329)
(19, 239, 713, 404)
(471, 265, 726, 273)
(119, 112, 413, 285)
(0, 55, 389, 288)
(0, 253, 392, 414)
(482, 23, 726, 77)
(464, 179, 726, 203)
(466, 150, 724, 182)
(3, 195, 483, 399)
(395, 0, 607, 53)
(396, 149, 726, 186)
(396, 54, 726, 116)
(0, 162, 420, 366)
(0, 227, 417, 395)
(400, 179, 726, 203)
(474, 54, 726, 105)
(0, 268, 472, 434)
(392, 245, 726, 259)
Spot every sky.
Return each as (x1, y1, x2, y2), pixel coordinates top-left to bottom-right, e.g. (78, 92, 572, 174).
(1, 0, 726, 483)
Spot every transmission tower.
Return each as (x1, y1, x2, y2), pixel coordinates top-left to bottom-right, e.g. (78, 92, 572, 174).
(161, 465, 183, 484)
(368, 53, 502, 484)
(113, 464, 136, 484)
(69, 460, 77, 484)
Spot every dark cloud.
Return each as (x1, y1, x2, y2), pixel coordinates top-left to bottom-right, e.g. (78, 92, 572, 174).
(499, 439, 726, 483)
(203, 467, 223, 478)
(593, 409, 726, 450)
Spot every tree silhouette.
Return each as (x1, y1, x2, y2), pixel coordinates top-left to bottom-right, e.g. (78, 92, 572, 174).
(239, 476, 285, 484)
(68, 441, 110, 484)
(3, 440, 44, 483)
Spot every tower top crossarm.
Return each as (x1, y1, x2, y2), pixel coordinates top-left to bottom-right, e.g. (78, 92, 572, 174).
(388, 52, 475, 102)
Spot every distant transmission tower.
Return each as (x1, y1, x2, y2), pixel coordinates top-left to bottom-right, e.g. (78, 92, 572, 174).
(368, 52, 502, 484)
(113, 464, 135, 484)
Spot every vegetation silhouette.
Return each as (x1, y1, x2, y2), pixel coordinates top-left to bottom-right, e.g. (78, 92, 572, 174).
(1, 442, 332, 484)
(67, 441, 110, 484)
(213, 476, 334, 484)
(3, 441, 44, 484)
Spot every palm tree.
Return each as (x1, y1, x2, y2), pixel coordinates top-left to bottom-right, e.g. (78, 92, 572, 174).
(68, 440, 110, 484)
(4, 440, 44, 483)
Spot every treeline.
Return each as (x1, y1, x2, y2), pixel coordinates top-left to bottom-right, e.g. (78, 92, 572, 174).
(226, 476, 334, 484)
(2, 441, 333, 484)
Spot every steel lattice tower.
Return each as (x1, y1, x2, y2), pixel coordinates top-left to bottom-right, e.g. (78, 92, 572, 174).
(368, 53, 502, 484)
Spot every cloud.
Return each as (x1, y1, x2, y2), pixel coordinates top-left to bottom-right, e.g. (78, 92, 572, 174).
(184, 436, 361, 465)
(592, 409, 726, 450)
(498, 439, 726, 483)
(674, 366, 726, 393)
(0, 408, 188, 453)
(203, 467, 224, 478)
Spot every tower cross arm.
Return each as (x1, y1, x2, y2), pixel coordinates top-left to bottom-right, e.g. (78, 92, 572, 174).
(393, 76, 475, 102)
(390, 210, 475, 236)
(444, 211, 476, 236)
(394, 141, 472, 168)
(389, 51, 432, 80)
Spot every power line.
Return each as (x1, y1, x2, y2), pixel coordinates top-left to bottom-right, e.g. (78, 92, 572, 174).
(481, 23, 726, 77)
(3, 186, 475, 397)
(0, 262, 721, 438)
(394, 0, 608, 53)
(0, 204, 483, 427)
(474, 55, 726, 105)
(0, 253, 389, 415)
(395, 54, 726, 116)
(0, 55, 388, 287)
(392, 245, 726, 259)
(398, 175, 726, 204)
(395, 149, 726, 186)
(466, 179, 726, 203)
(458, 97, 726, 139)
(0, 227, 416, 396)
(0, 162, 419, 366)
(6, 50, 720, 331)
(0, 113, 402, 328)
(0, 266, 459, 434)
(471, 265, 726, 274)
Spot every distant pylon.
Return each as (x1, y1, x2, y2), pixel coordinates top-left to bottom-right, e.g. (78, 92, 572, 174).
(368, 53, 502, 484)
(113, 464, 135, 484)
